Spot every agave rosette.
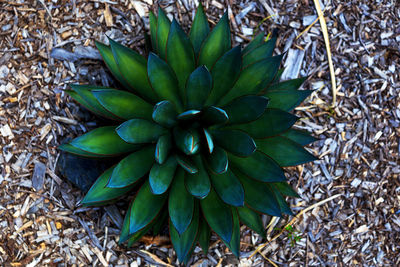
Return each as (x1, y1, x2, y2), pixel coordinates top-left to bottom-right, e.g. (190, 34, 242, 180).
(60, 5, 317, 263)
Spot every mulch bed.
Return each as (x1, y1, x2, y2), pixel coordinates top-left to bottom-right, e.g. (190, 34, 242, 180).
(0, 0, 399, 266)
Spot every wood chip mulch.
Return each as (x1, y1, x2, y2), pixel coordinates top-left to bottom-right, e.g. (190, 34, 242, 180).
(0, 0, 399, 266)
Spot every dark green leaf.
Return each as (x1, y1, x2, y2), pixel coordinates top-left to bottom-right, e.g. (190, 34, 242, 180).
(59, 143, 108, 158)
(93, 89, 153, 120)
(201, 188, 233, 243)
(166, 19, 195, 94)
(156, 8, 171, 59)
(109, 38, 157, 102)
(176, 154, 198, 174)
(237, 206, 265, 238)
(271, 68, 284, 84)
(149, 11, 158, 52)
(177, 110, 201, 120)
(205, 146, 228, 174)
(185, 156, 210, 198)
(242, 33, 264, 55)
(203, 129, 214, 153)
(234, 170, 281, 216)
(265, 89, 313, 111)
(218, 55, 282, 106)
(82, 166, 135, 206)
(198, 13, 231, 69)
(206, 46, 241, 105)
(201, 106, 229, 126)
(211, 129, 256, 157)
(173, 127, 201, 155)
(107, 146, 155, 188)
(128, 181, 167, 234)
(149, 156, 178, 195)
(169, 168, 194, 234)
(229, 151, 286, 182)
(70, 126, 139, 156)
(223, 208, 240, 257)
(210, 169, 244, 207)
(280, 129, 317, 146)
(116, 119, 166, 144)
(223, 95, 269, 124)
(148, 53, 183, 112)
(225, 108, 298, 139)
(242, 36, 277, 67)
(198, 218, 211, 255)
(155, 134, 172, 164)
(256, 136, 317, 166)
(126, 224, 152, 246)
(186, 66, 212, 109)
(265, 77, 307, 92)
(272, 182, 300, 198)
(270, 186, 293, 215)
(152, 210, 169, 235)
(152, 100, 178, 128)
(189, 3, 209, 55)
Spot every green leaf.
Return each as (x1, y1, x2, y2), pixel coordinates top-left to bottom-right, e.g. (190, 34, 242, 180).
(185, 156, 210, 198)
(201, 106, 229, 126)
(201, 188, 233, 243)
(242, 36, 277, 67)
(149, 11, 158, 51)
(186, 66, 212, 109)
(167, 19, 195, 95)
(229, 151, 286, 182)
(126, 224, 152, 246)
(148, 53, 183, 112)
(225, 108, 298, 139)
(271, 68, 284, 84)
(69, 85, 120, 120)
(116, 119, 166, 144)
(93, 89, 153, 120)
(128, 181, 167, 234)
(223, 208, 240, 257)
(272, 182, 300, 198)
(198, 13, 231, 69)
(242, 33, 264, 55)
(210, 169, 244, 207)
(265, 77, 307, 92)
(280, 129, 317, 146)
(256, 136, 317, 167)
(271, 186, 293, 215)
(109, 38, 157, 102)
(169, 168, 194, 234)
(151, 210, 169, 235)
(237, 206, 265, 238)
(121, 201, 145, 243)
(70, 126, 139, 156)
(223, 95, 269, 125)
(156, 8, 171, 59)
(198, 218, 211, 255)
(218, 55, 283, 106)
(59, 143, 108, 158)
(170, 204, 199, 262)
(95, 41, 132, 90)
(177, 110, 201, 120)
(107, 146, 155, 188)
(176, 154, 198, 174)
(206, 46, 241, 105)
(265, 89, 313, 111)
(211, 129, 256, 157)
(234, 170, 281, 216)
(149, 156, 178, 195)
(155, 134, 172, 164)
(173, 127, 201, 155)
(82, 166, 135, 206)
(205, 146, 228, 174)
(203, 129, 214, 153)
(190, 3, 209, 55)
(152, 100, 178, 128)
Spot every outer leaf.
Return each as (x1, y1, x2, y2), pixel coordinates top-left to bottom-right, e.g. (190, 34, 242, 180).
(70, 126, 139, 156)
(225, 108, 298, 139)
(120, 202, 154, 244)
(198, 13, 231, 69)
(210, 169, 244, 207)
(177, 154, 199, 174)
(206, 46, 241, 105)
(271, 186, 293, 215)
(234, 170, 281, 216)
(167, 19, 195, 94)
(190, 3, 209, 55)
(218, 55, 282, 106)
(151, 210, 169, 235)
(107, 146, 155, 188)
(201, 106, 229, 126)
(173, 127, 201, 155)
(272, 182, 300, 198)
(149, 11, 158, 51)
(205, 146, 228, 174)
(229, 151, 286, 182)
(169, 169, 194, 234)
(170, 205, 199, 262)
(148, 53, 183, 111)
(186, 66, 212, 109)
(265, 89, 313, 111)
(198, 218, 211, 255)
(237, 206, 266, 238)
(211, 129, 256, 157)
(156, 8, 171, 59)
(152, 100, 178, 128)
(82, 166, 135, 205)
(116, 119, 166, 144)
(271, 68, 284, 84)
(93, 89, 153, 120)
(280, 129, 317, 146)
(155, 134, 172, 164)
(59, 143, 108, 158)
(223, 95, 269, 125)
(256, 136, 317, 166)
(223, 208, 240, 257)
(126, 224, 152, 246)
(242, 36, 277, 67)
(242, 33, 264, 55)
(203, 129, 214, 153)
(109, 39, 157, 102)
(149, 156, 178, 194)
(201, 188, 233, 243)
(265, 77, 307, 92)
(128, 181, 167, 234)
(185, 156, 210, 198)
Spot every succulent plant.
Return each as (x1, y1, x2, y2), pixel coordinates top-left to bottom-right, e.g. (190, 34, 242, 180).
(60, 4, 317, 263)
